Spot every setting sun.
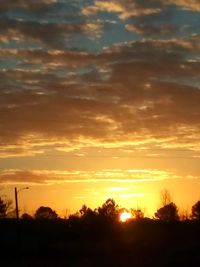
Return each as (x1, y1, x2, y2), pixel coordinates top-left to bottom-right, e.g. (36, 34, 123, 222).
(120, 212, 132, 222)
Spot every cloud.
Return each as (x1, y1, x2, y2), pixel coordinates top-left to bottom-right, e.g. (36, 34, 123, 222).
(0, 34, 200, 157)
(0, 18, 105, 48)
(0, 0, 200, 159)
(82, 0, 162, 19)
(125, 23, 177, 36)
(0, 169, 177, 185)
(82, 1, 200, 41)
(173, 0, 200, 11)
(83, 0, 200, 19)
(0, 0, 57, 11)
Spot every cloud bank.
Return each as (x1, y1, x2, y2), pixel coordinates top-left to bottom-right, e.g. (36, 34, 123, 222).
(0, 0, 199, 160)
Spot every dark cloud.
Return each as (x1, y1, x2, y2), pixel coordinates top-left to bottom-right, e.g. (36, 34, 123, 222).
(0, 18, 104, 48)
(0, 0, 57, 11)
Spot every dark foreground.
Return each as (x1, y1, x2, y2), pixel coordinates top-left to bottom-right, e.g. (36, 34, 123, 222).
(1, 219, 200, 267)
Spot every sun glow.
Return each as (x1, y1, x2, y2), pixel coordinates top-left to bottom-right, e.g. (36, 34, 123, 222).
(120, 212, 132, 222)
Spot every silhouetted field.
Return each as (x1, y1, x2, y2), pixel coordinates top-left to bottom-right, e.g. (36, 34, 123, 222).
(1, 219, 200, 267)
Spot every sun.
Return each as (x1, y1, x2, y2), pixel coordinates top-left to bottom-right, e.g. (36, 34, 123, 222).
(120, 211, 132, 222)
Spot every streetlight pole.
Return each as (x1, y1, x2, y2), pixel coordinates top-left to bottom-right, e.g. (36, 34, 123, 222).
(14, 187, 29, 219)
(14, 187, 19, 220)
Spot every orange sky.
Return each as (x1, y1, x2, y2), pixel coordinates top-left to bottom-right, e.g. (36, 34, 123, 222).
(0, 0, 200, 217)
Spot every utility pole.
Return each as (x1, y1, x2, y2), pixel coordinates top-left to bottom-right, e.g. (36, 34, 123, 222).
(15, 187, 19, 220)
(14, 187, 29, 219)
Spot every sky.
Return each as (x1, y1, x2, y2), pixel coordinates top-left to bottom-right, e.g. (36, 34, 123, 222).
(0, 0, 200, 217)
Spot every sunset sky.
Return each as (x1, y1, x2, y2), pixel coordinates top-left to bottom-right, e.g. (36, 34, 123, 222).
(0, 0, 200, 217)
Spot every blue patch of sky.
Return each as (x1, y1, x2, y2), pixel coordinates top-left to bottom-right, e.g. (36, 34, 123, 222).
(0, 58, 41, 72)
(4, 4, 84, 24)
(0, 59, 20, 70)
(45, 1, 84, 24)
(67, 11, 140, 53)
(168, 7, 200, 36)
(96, 11, 140, 47)
(64, 34, 101, 53)
(53, 65, 95, 77)
(100, 20, 139, 49)
(0, 40, 44, 50)
(125, 6, 200, 39)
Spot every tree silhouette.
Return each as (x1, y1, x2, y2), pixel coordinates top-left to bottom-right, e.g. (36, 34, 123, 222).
(0, 197, 7, 218)
(98, 198, 119, 220)
(155, 202, 179, 222)
(79, 204, 97, 219)
(0, 197, 12, 218)
(35, 206, 58, 219)
(191, 201, 200, 220)
(160, 189, 171, 206)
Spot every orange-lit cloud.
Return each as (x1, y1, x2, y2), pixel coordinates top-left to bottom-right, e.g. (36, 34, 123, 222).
(82, 1, 162, 19)
(125, 24, 177, 36)
(0, 168, 179, 185)
(83, 0, 200, 19)
(173, 0, 200, 11)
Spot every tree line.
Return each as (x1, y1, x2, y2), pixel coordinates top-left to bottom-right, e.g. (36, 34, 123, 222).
(1, 190, 200, 222)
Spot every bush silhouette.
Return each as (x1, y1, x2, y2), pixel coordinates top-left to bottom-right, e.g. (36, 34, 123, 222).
(21, 212, 33, 220)
(35, 206, 58, 220)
